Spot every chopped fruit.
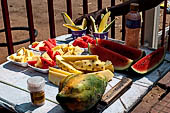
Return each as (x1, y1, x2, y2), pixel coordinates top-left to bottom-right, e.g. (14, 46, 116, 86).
(28, 61, 37, 66)
(72, 35, 95, 48)
(48, 38, 56, 46)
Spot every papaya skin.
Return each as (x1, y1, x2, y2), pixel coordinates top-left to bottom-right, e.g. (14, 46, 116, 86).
(56, 74, 107, 112)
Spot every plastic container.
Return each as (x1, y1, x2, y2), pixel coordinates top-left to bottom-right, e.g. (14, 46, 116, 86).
(125, 3, 141, 48)
(93, 31, 109, 40)
(71, 28, 87, 39)
(27, 76, 45, 106)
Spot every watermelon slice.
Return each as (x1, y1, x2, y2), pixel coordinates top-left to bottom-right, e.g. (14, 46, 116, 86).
(131, 47, 165, 74)
(97, 39, 145, 61)
(88, 44, 133, 70)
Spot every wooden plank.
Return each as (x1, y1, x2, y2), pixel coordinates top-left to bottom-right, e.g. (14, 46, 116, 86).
(25, 0, 35, 43)
(1, 0, 14, 55)
(102, 77, 132, 105)
(83, 0, 88, 14)
(47, 0, 56, 38)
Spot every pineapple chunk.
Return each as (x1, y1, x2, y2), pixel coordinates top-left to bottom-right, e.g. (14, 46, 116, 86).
(72, 60, 105, 72)
(105, 60, 114, 72)
(42, 52, 52, 61)
(56, 56, 82, 74)
(49, 67, 72, 75)
(62, 55, 98, 62)
(48, 70, 68, 86)
(34, 41, 45, 50)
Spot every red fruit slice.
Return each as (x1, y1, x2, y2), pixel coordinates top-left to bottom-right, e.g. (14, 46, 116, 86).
(131, 47, 165, 74)
(47, 49, 54, 60)
(32, 43, 38, 48)
(27, 61, 37, 66)
(48, 38, 56, 46)
(39, 46, 49, 51)
(97, 39, 145, 61)
(44, 40, 55, 50)
(88, 44, 133, 70)
(40, 57, 55, 67)
(53, 51, 61, 60)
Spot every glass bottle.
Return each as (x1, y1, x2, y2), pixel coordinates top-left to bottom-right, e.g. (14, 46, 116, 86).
(125, 3, 141, 48)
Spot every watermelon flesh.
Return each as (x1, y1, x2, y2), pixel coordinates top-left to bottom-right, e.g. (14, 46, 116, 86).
(88, 44, 133, 70)
(97, 39, 144, 61)
(131, 47, 165, 74)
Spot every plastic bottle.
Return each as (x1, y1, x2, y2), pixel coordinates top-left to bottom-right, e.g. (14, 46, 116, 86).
(125, 3, 141, 48)
(27, 76, 45, 106)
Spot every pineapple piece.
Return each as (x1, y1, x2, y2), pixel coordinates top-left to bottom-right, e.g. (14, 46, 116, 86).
(49, 67, 72, 75)
(48, 70, 68, 86)
(17, 47, 25, 56)
(73, 46, 84, 55)
(35, 57, 43, 68)
(34, 41, 45, 50)
(105, 60, 114, 72)
(42, 52, 52, 61)
(72, 60, 105, 72)
(14, 56, 25, 62)
(56, 56, 82, 74)
(62, 55, 98, 62)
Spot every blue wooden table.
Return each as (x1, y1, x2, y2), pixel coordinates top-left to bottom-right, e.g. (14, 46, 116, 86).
(0, 34, 170, 113)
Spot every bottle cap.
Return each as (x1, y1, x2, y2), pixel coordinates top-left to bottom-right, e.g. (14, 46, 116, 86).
(130, 3, 139, 11)
(27, 76, 45, 92)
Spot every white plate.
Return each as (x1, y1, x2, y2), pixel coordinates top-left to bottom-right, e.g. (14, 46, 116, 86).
(28, 64, 49, 74)
(7, 53, 28, 67)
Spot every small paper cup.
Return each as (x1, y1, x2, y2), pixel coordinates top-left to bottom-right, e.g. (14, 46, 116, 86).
(71, 29, 87, 39)
(93, 31, 109, 40)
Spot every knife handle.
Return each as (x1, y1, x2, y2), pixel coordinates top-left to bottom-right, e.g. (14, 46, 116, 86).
(101, 77, 132, 105)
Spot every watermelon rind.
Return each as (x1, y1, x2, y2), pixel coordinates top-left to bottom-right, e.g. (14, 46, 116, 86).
(88, 44, 133, 70)
(131, 47, 165, 74)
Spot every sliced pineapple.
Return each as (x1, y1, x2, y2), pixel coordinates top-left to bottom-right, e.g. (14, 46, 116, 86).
(42, 52, 52, 61)
(49, 67, 72, 75)
(72, 60, 105, 72)
(62, 55, 98, 62)
(105, 60, 114, 72)
(56, 56, 82, 74)
(48, 70, 69, 86)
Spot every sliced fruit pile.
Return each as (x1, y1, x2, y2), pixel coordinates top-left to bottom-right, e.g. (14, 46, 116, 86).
(31, 38, 56, 51)
(89, 39, 165, 74)
(61, 12, 87, 31)
(52, 44, 84, 55)
(72, 35, 96, 48)
(89, 39, 145, 71)
(27, 51, 56, 69)
(48, 55, 114, 86)
(9, 47, 38, 63)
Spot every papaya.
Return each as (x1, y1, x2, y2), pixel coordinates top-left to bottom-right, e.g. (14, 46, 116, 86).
(56, 73, 107, 112)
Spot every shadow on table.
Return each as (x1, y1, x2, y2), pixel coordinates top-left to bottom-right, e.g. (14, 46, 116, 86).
(2, 62, 27, 72)
(114, 58, 170, 86)
(15, 102, 37, 113)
